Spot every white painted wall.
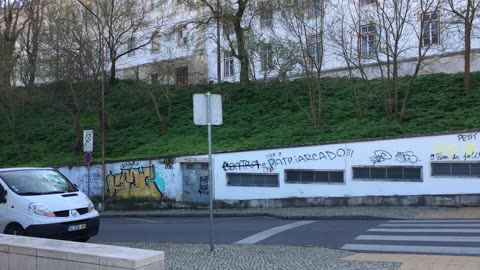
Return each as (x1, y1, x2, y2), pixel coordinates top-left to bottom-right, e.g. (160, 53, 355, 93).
(56, 131, 480, 201)
(214, 132, 480, 200)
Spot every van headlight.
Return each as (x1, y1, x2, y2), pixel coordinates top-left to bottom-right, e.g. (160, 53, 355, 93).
(85, 197, 94, 212)
(29, 203, 55, 217)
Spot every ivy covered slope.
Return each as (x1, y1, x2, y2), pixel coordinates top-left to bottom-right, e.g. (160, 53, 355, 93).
(0, 72, 479, 167)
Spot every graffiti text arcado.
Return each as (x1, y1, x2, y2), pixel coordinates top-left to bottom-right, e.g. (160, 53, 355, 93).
(106, 165, 165, 199)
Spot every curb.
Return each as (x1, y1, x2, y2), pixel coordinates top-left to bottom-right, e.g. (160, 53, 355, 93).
(99, 212, 400, 220)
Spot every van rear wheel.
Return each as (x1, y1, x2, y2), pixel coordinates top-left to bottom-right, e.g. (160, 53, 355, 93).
(5, 224, 26, 236)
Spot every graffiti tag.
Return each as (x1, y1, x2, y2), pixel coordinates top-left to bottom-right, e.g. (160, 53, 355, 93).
(370, 150, 392, 164)
(199, 176, 209, 195)
(395, 151, 419, 164)
(370, 150, 419, 164)
(458, 133, 478, 142)
(222, 160, 263, 171)
(267, 148, 353, 167)
(120, 161, 140, 169)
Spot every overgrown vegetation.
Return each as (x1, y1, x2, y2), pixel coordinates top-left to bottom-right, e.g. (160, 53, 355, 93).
(0, 72, 479, 167)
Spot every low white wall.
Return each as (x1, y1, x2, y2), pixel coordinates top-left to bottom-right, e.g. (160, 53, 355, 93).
(0, 234, 164, 270)
(214, 131, 480, 200)
(57, 131, 480, 202)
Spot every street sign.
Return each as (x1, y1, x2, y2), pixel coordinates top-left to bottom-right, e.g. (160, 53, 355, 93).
(84, 151, 92, 165)
(193, 93, 223, 126)
(83, 130, 93, 152)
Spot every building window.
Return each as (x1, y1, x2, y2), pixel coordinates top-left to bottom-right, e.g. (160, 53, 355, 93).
(151, 34, 161, 53)
(422, 11, 440, 46)
(352, 166, 422, 182)
(360, 0, 375, 6)
(227, 173, 279, 187)
(151, 73, 159, 84)
(175, 66, 188, 85)
(151, 0, 161, 10)
(127, 37, 136, 57)
(360, 23, 376, 55)
(260, 9, 273, 28)
(308, 34, 322, 65)
(307, 0, 322, 18)
(224, 51, 234, 77)
(261, 44, 273, 71)
(432, 162, 480, 177)
(285, 170, 344, 184)
(177, 25, 188, 46)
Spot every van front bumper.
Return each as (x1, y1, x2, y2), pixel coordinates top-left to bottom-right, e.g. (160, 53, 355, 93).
(25, 216, 100, 241)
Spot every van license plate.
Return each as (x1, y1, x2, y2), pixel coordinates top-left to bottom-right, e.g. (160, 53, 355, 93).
(68, 224, 87, 232)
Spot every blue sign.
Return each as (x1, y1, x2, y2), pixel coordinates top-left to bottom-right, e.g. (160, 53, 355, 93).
(85, 152, 92, 165)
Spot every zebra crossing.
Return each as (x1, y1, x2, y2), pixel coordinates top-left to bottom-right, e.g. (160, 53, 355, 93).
(341, 219, 480, 255)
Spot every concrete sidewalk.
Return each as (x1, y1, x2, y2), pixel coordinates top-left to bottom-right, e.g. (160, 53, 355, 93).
(100, 206, 480, 220)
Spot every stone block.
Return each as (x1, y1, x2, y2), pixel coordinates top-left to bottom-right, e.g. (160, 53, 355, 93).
(100, 250, 164, 269)
(37, 257, 67, 270)
(67, 261, 99, 270)
(9, 253, 36, 270)
(0, 252, 8, 270)
(137, 261, 166, 270)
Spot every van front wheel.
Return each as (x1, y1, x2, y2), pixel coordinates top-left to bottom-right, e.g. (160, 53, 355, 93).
(5, 224, 26, 236)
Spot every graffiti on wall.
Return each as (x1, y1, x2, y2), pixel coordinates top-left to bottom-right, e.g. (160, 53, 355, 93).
(106, 164, 165, 199)
(75, 172, 102, 196)
(199, 175, 209, 195)
(222, 148, 354, 172)
(431, 133, 479, 161)
(369, 150, 419, 165)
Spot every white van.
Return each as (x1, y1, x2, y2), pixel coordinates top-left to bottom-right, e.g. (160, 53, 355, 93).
(0, 167, 99, 242)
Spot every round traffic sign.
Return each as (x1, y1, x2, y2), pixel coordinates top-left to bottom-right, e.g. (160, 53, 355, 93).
(85, 151, 92, 165)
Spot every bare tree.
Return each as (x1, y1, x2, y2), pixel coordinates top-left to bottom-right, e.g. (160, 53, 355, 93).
(367, 0, 442, 121)
(329, 1, 372, 117)
(184, 0, 254, 84)
(77, 0, 163, 86)
(444, 0, 480, 93)
(272, 0, 327, 126)
(17, 0, 46, 86)
(0, 0, 29, 154)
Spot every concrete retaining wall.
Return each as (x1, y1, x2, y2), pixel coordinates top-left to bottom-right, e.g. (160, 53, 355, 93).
(0, 234, 164, 270)
(216, 194, 480, 208)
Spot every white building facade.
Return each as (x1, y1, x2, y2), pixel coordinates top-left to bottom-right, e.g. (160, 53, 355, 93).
(116, 0, 480, 85)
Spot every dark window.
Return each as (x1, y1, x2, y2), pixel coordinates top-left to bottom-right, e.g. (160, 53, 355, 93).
(359, 0, 375, 6)
(260, 9, 273, 28)
(151, 73, 158, 84)
(261, 44, 273, 71)
(227, 173, 279, 187)
(224, 51, 234, 77)
(175, 67, 188, 85)
(307, 0, 322, 18)
(432, 163, 480, 177)
(422, 11, 440, 46)
(352, 166, 422, 182)
(285, 170, 345, 184)
(360, 24, 376, 55)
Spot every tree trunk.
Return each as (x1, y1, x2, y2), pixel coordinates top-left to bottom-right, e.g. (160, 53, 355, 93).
(109, 59, 117, 87)
(464, 20, 471, 93)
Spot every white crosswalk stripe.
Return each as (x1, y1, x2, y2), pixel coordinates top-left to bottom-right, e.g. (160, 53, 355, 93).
(341, 219, 480, 255)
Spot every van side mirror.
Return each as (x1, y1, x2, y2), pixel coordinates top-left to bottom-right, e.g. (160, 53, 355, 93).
(0, 185, 6, 204)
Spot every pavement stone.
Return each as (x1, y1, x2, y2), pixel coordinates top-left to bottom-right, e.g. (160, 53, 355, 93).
(94, 242, 400, 270)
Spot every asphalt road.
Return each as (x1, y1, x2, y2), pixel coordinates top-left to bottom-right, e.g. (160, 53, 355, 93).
(91, 217, 480, 256)
(91, 217, 383, 248)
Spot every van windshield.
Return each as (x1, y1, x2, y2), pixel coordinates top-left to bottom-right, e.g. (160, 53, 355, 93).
(0, 169, 77, 196)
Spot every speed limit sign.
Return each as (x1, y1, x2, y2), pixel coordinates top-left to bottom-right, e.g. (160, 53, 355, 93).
(83, 130, 93, 152)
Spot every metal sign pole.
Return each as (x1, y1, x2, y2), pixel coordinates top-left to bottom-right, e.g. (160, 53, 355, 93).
(207, 92, 214, 252)
(87, 164, 91, 196)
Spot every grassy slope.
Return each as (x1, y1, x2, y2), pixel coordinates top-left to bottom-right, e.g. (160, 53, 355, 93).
(0, 72, 479, 167)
